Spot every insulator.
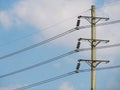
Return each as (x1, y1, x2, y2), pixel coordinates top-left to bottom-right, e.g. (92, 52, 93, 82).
(76, 41, 81, 49)
(76, 19, 80, 27)
(76, 62, 80, 70)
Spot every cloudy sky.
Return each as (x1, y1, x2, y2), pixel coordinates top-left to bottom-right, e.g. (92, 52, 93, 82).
(0, 0, 120, 90)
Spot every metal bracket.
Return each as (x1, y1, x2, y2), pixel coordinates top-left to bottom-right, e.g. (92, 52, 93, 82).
(78, 15, 109, 24)
(78, 38, 109, 47)
(78, 59, 109, 68)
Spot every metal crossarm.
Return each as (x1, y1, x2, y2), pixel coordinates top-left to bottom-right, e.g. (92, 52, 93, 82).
(78, 59, 109, 68)
(78, 15, 109, 24)
(78, 38, 109, 47)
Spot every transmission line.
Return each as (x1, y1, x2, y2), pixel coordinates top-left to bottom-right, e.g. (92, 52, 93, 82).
(0, 50, 75, 78)
(0, 20, 120, 60)
(14, 65, 120, 90)
(0, 9, 90, 47)
(0, 43, 120, 79)
(0, 28, 76, 60)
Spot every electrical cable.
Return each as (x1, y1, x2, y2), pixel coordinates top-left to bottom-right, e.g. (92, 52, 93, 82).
(0, 43, 120, 79)
(0, 50, 75, 78)
(14, 65, 120, 90)
(0, 28, 76, 60)
(0, 9, 90, 47)
(0, 20, 120, 60)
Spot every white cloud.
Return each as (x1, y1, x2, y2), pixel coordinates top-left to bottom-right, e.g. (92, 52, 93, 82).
(0, 1, 120, 90)
(59, 82, 75, 90)
(11, 0, 92, 28)
(9, 0, 92, 43)
(0, 11, 12, 29)
(0, 0, 92, 45)
(103, 1, 120, 20)
(6, 0, 93, 49)
(0, 0, 92, 32)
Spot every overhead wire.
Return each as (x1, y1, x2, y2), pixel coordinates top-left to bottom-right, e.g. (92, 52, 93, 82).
(0, 43, 120, 79)
(0, 28, 76, 60)
(0, 50, 75, 78)
(14, 65, 120, 90)
(0, 20, 120, 60)
(4, 3, 120, 89)
(1, 1, 119, 48)
(0, 9, 90, 47)
(1, 3, 119, 89)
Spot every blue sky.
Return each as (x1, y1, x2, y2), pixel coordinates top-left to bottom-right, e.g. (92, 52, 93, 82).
(0, 0, 120, 90)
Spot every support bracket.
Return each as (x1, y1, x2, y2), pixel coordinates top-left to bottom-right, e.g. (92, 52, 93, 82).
(78, 38, 109, 47)
(78, 16, 109, 24)
(78, 59, 109, 68)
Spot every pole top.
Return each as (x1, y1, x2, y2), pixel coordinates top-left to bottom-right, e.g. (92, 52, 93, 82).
(91, 5, 96, 9)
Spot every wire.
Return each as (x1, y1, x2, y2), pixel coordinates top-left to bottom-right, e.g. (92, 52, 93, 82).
(0, 17, 75, 47)
(14, 71, 75, 90)
(0, 51, 75, 78)
(79, 43, 120, 52)
(14, 65, 120, 90)
(0, 20, 120, 60)
(0, 43, 120, 79)
(0, 9, 90, 47)
(0, 28, 76, 60)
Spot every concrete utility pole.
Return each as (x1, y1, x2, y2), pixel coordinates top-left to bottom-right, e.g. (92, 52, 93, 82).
(91, 5, 96, 90)
(75, 5, 110, 90)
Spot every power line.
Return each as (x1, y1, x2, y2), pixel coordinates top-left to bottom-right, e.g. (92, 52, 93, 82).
(0, 51, 75, 78)
(14, 65, 120, 90)
(0, 20, 120, 60)
(1, 0, 119, 48)
(0, 28, 76, 60)
(0, 9, 90, 47)
(0, 43, 120, 79)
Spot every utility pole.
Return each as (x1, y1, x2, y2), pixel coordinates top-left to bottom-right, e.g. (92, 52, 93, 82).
(91, 5, 96, 90)
(75, 5, 110, 90)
